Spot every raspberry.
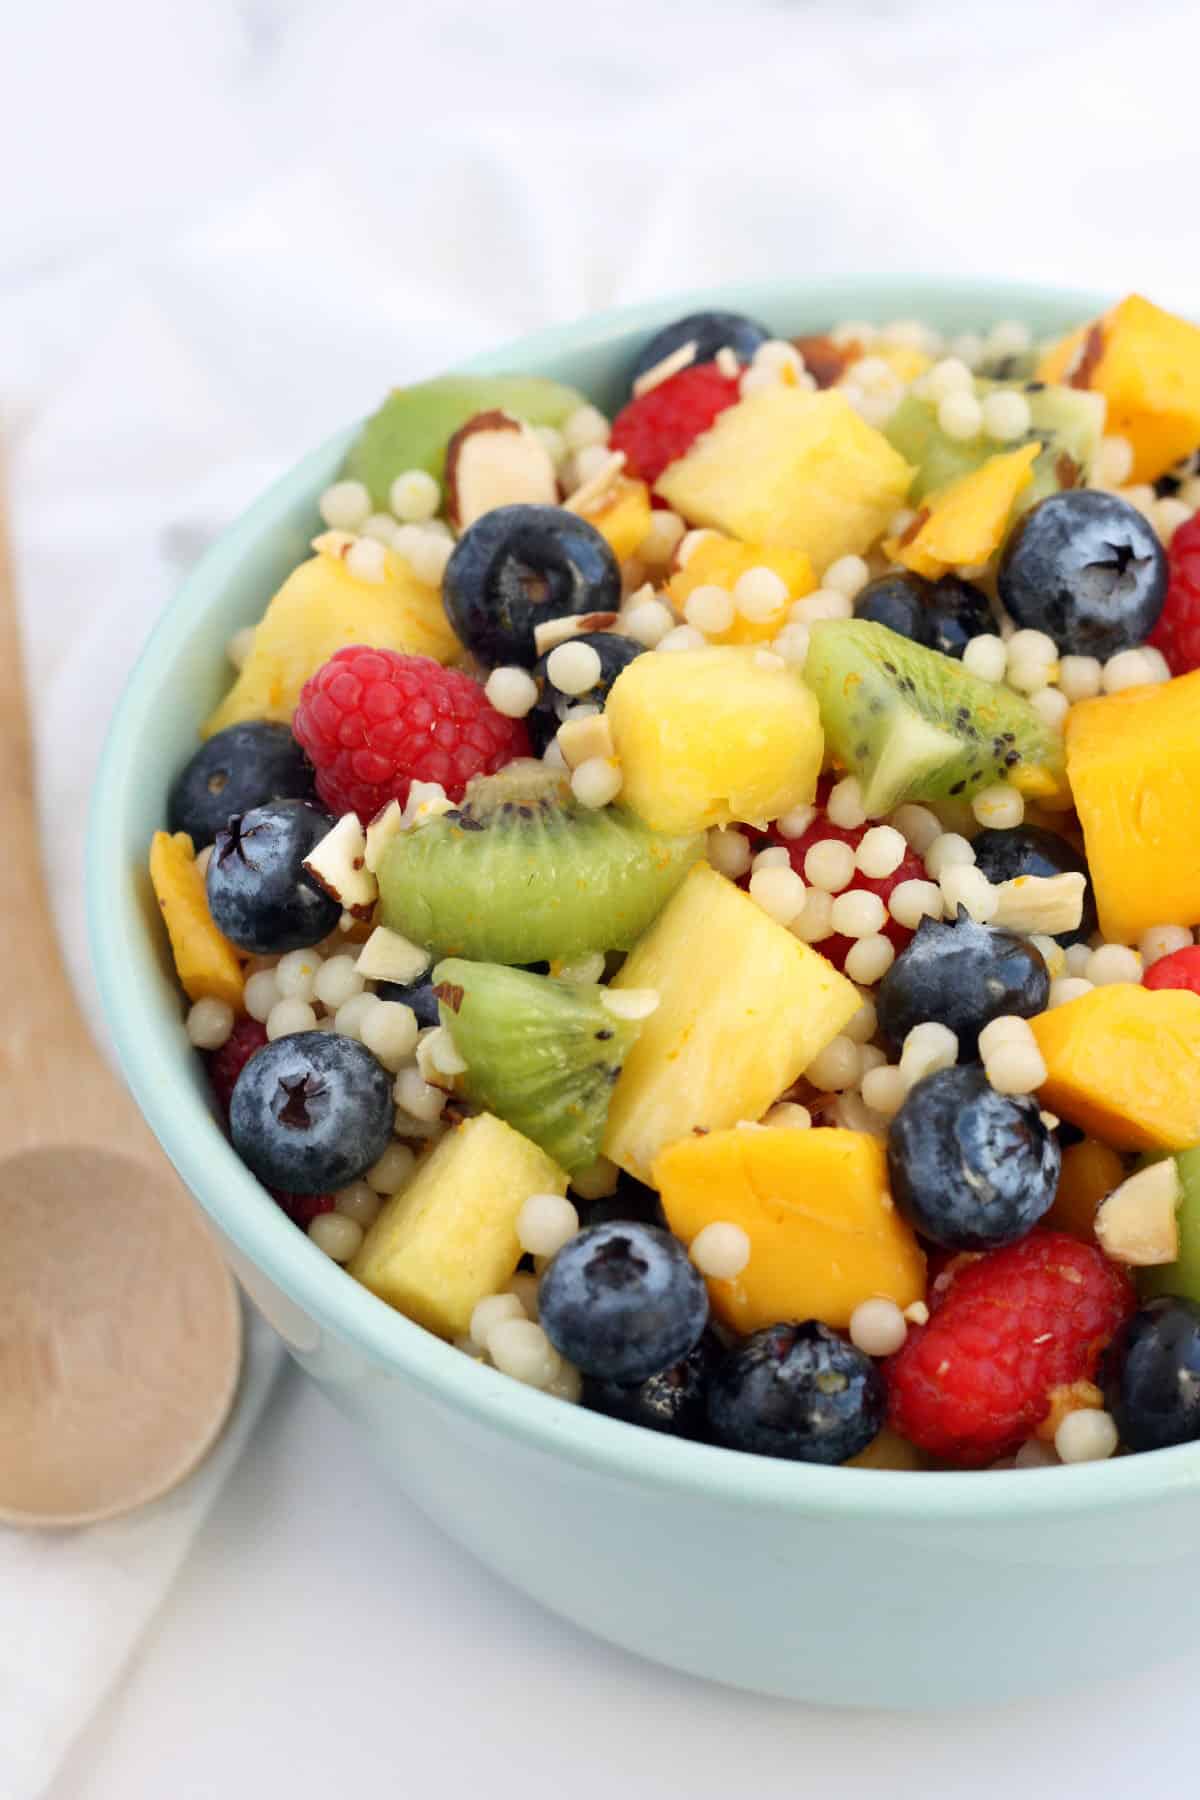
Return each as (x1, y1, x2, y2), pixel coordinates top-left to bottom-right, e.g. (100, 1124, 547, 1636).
(1149, 512, 1200, 674)
(293, 647, 531, 822)
(884, 1231, 1134, 1467)
(610, 362, 741, 486)
(755, 803, 928, 974)
(1143, 943, 1200, 996)
(205, 1016, 268, 1118)
(271, 1189, 336, 1228)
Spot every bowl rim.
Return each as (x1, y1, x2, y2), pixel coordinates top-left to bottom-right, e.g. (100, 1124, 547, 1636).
(90, 272, 1200, 1521)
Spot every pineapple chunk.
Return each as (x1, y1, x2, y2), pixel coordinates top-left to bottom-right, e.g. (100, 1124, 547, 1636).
(654, 387, 914, 571)
(203, 541, 460, 738)
(883, 443, 1041, 579)
(667, 534, 816, 644)
(654, 1128, 926, 1331)
(602, 864, 860, 1183)
(350, 1113, 567, 1337)
(1037, 294, 1200, 484)
(579, 475, 653, 562)
(149, 830, 244, 1010)
(605, 646, 823, 835)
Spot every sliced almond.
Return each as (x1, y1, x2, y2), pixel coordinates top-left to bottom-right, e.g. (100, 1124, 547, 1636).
(556, 713, 615, 770)
(563, 450, 627, 516)
(991, 872, 1086, 936)
(1095, 1159, 1180, 1266)
(302, 814, 377, 918)
(311, 529, 356, 562)
(363, 799, 404, 874)
(632, 339, 698, 398)
(532, 611, 620, 657)
(355, 925, 432, 985)
(444, 409, 557, 530)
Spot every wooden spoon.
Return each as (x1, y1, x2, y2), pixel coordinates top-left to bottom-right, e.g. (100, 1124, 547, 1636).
(0, 496, 243, 1527)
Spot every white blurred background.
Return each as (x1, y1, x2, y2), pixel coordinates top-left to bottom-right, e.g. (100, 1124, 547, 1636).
(5, 2, 1200, 1793)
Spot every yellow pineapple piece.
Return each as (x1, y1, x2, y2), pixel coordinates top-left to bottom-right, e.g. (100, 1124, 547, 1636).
(654, 387, 914, 571)
(605, 646, 823, 835)
(1037, 294, 1200, 483)
(602, 864, 860, 1183)
(883, 443, 1041, 579)
(203, 540, 460, 737)
(149, 830, 244, 1011)
(350, 1113, 567, 1337)
(578, 475, 653, 562)
(666, 534, 816, 644)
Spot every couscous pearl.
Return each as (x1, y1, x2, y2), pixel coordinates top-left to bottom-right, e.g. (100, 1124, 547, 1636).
(545, 1361, 583, 1403)
(571, 757, 623, 809)
(690, 1221, 752, 1280)
(275, 947, 322, 1001)
(856, 825, 907, 880)
(1086, 944, 1143, 986)
(1063, 942, 1093, 977)
(1140, 924, 1194, 964)
(1029, 934, 1066, 981)
(849, 1298, 908, 1358)
(366, 1142, 417, 1196)
(1058, 655, 1103, 703)
(762, 1102, 812, 1129)
(533, 425, 567, 468)
(754, 338, 805, 374)
(890, 803, 942, 856)
(1014, 1437, 1058, 1470)
(1102, 648, 1159, 694)
(1141, 646, 1173, 683)
(888, 878, 944, 929)
(734, 566, 789, 621)
(1121, 483, 1158, 522)
(313, 954, 365, 1011)
(266, 998, 317, 1040)
(925, 833, 976, 880)
(485, 666, 539, 718)
(309, 1213, 364, 1262)
(572, 445, 615, 487)
(656, 625, 707, 654)
(749, 866, 807, 927)
(563, 404, 610, 452)
(740, 364, 783, 399)
(985, 320, 1032, 357)
(831, 320, 877, 349)
(752, 845, 792, 872)
(1094, 434, 1135, 489)
(394, 1067, 447, 1123)
(345, 536, 388, 585)
(960, 633, 1007, 683)
(940, 865, 998, 924)
(857, 1043, 887, 1077)
(981, 389, 1032, 443)
(806, 1036, 862, 1092)
(1031, 687, 1070, 730)
(985, 1040, 1048, 1096)
(1007, 655, 1054, 696)
(319, 479, 372, 531)
(827, 776, 868, 830)
(937, 390, 983, 441)
(926, 356, 975, 402)
(899, 1021, 959, 1087)
(769, 807, 812, 845)
(488, 1319, 561, 1388)
(506, 1271, 540, 1317)
(860, 1064, 908, 1117)
(830, 888, 887, 939)
(978, 1015, 1036, 1060)
(791, 588, 853, 625)
(335, 1181, 382, 1228)
(1049, 976, 1094, 1007)
(792, 889, 834, 944)
(517, 1193, 580, 1258)
(802, 840, 855, 896)
(244, 969, 282, 1022)
(638, 509, 686, 564)
(1055, 1408, 1120, 1465)
(948, 331, 985, 368)
(334, 991, 380, 1042)
(361, 1000, 420, 1070)
(406, 532, 453, 587)
(707, 827, 753, 879)
(226, 625, 256, 671)
(361, 512, 399, 545)
(844, 934, 895, 985)
(623, 598, 675, 648)
(771, 623, 811, 668)
(1008, 628, 1058, 665)
(971, 784, 1025, 830)
(844, 995, 879, 1044)
(470, 1292, 526, 1348)
(546, 640, 601, 697)
(387, 468, 440, 522)
(685, 584, 735, 634)
(822, 554, 871, 600)
(1154, 497, 1192, 546)
(186, 997, 235, 1050)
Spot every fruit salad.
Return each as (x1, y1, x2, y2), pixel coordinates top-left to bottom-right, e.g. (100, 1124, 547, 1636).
(150, 293, 1200, 1471)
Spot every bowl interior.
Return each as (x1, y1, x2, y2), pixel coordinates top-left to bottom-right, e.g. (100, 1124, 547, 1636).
(90, 273, 1200, 1518)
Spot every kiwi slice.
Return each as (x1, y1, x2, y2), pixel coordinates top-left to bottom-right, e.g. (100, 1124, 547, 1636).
(433, 959, 642, 1172)
(377, 764, 703, 965)
(885, 380, 1105, 506)
(804, 620, 1066, 817)
(344, 374, 587, 508)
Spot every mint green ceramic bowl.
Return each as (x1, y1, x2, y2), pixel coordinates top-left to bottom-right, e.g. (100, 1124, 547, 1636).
(90, 278, 1200, 1708)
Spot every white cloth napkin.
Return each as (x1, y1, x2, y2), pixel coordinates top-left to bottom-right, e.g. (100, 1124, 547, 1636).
(2, 0, 1198, 1793)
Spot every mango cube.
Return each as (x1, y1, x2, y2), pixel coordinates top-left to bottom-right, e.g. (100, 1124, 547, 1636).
(1030, 985, 1200, 1152)
(605, 646, 823, 835)
(883, 443, 1040, 579)
(579, 475, 653, 562)
(1066, 672, 1200, 942)
(654, 1127, 925, 1332)
(667, 534, 816, 644)
(149, 830, 244, 1011)
(654, 387, 914, 572)
(350, 1113, 567, 1338)
(602, 864, 860, 1182)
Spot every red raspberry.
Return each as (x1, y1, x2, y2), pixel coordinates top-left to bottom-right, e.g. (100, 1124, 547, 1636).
(205, 1016, 268, 1118)
(756, 809, 928, 975)
(884, 1232, 1135, 1467)
(1149, 512, 1200, 674)
(610, 362, 741, 486)
(1143, 944, 1200, 996)
(293, 647, 531, 822)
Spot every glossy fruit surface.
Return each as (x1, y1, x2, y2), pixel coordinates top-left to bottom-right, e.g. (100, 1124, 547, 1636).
(206, 799, 341, 954)
(168, 722, 315, 849)
(538, 1222, 709, 1384)
(707, 1322, 885, 1464)
(229, 1030, 394, 1194)
(442, 504, 621, 667)
(998, 489, 1167, 657)
(1106, 1296, 1200, 1452)
(876, 910, 1050, 1056)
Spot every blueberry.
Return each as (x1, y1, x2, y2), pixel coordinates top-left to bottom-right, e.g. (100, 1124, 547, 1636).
(206, 799, 341, 955)
(573, 1173, 666, 1231)
(707, 1321, 884, 1464)
(998, 490, 1168, 658)
(167, 722, 316, 850)
(876, 909, 1050, 1058)
(855, 572, 993, 661)
(629, 309, 770, 386)
(527, 631, 645, 753)
(1105, 1296, 1200, 1452)
(229, 1030, 394, 1194)
(374, 975, 441, 1027)
(537, 1222, 708, 1384)
(443, 505, 621, 668)
(581, 1327, 722, 1439)
(971, 824, 1097, 947)
(887, 1064, 1060, 1251)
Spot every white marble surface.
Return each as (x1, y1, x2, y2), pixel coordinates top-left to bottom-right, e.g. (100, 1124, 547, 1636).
(5, 0, 1200, 1792)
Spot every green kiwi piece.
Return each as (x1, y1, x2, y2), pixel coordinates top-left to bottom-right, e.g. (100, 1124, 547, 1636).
(377, 764, 704, 965)
(803, 620, 1066, 818)
(885, 380, 1105, 506)
(432, 958, 642, 1172)
(344, 375, 587, 508)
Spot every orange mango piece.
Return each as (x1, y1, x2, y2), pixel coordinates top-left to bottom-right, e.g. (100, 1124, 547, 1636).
(579, 475, 653, 563)
(1066, 672, 1200, 943)
(848, 1428, 928, 1471)
(667, 533, 816, 644)
(1046, 1138, 1126, 1242)
(653, 1126, 925, 1333)
(1030, 985, 1200, 1151)
(149, 830, 244, 1011)
(883, 443, 1040, 580)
